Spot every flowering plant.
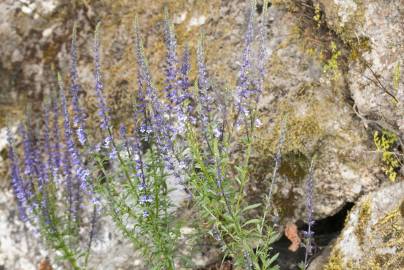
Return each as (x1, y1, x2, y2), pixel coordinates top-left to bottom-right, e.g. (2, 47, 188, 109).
(5, 0, 309, 269)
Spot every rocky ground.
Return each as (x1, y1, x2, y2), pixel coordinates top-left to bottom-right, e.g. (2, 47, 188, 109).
(0, 0, 402, 269)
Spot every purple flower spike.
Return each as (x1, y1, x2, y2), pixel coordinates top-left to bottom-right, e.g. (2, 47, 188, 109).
(139, 195, 153, 205)
(94, 23, 111, 131)
(304, 158, 316, 267)
(70, 24, 87, 145)
(180, 45, 191, 92)
(58, 74, 91, 218)
(58, 75, 81, 168)
(20, 123, 35, 178)
(7, 128, 29, 222)
(196, 35, 212, 121)
(51, 94, 62, 177)
(163, 8, 179, 108)
(254, 1, 269, 103)
(43, 103, 53, 176)
(235, 4, 255, 127)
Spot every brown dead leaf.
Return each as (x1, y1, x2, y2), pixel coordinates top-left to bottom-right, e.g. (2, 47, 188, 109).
(284, 222, 301, 252)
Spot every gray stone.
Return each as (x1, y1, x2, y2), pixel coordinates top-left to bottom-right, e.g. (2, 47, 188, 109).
(323, 181, 404, 269)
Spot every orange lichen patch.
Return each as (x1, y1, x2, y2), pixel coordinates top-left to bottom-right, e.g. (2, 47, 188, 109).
(285, 222, 301, 252)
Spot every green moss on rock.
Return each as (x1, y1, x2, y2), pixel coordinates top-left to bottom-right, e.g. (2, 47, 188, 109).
(354, 198, 371, 246)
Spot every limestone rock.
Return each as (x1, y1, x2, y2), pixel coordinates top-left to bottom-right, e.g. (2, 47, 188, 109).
(249, 4, 380, 224)
(0, 0, 401, 269)
(323, 181, 404, 269)
(315, 0, 404, 136)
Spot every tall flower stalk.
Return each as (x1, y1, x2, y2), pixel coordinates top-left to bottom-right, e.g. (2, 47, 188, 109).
(301, 158, 316, 270)
(90, 21, 181, 270)
(7, 1, 285, 269)
(7, 29, 98, 270)
(186, 1, 278, 269)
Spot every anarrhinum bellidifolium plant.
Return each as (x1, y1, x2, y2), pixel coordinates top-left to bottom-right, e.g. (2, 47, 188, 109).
(184, 1, 280, 269)
(8, 0, 284, 269)
(88, 19, 185, 269)
(89, 1, 280, 268)
(7, 25, 98, 270)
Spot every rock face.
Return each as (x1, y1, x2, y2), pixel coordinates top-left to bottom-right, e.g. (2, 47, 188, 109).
(315, 0, 404, 135)
(0, 0, 402, 269)
(249, 3, 381, 225)
(322, 181, 404, 269)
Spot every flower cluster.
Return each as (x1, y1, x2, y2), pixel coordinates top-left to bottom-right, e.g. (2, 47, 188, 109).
(7, 32, 97, 270)
(7, 1, 290, 269)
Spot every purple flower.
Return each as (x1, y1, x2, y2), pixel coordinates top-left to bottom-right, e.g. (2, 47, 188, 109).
(139, 195, 153, 205)
(104, 136, 112, 148)
(76, 167, 90, 191)
(163, 9, 179, 107)
(134, 19, 180, 179)
(108, 147, 117, 160)
(119, 124, 132, 155)
(7, 128, 29, 222)
(58, 74, 91, 218)
(137, 182, 146, 191)
(32, 127, 52, 226)
(59, 75, 80, 167)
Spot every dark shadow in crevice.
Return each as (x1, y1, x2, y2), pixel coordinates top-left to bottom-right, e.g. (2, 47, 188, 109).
(272, 202, 355, 270)
(256, 1, 272, 15)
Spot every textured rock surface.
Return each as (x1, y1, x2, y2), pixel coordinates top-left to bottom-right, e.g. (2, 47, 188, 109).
(315, 0, 404, 135)
(323, 181, 404, 269)
(0, 0, 402, 269)
(249, 3, 380, 224)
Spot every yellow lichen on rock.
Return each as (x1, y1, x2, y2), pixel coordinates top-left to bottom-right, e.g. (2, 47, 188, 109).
(354, 197, 371, 246)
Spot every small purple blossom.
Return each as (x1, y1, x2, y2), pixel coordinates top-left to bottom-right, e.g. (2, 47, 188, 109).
(139, 195, 153, 205)
(104, 136, 112, 147)
(108, 147, 117, 160)
(137, 182, 146, 191)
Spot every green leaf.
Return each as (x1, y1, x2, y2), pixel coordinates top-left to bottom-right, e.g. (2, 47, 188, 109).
(241, 203, 262, 213)
(242, 218, 262, 227)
